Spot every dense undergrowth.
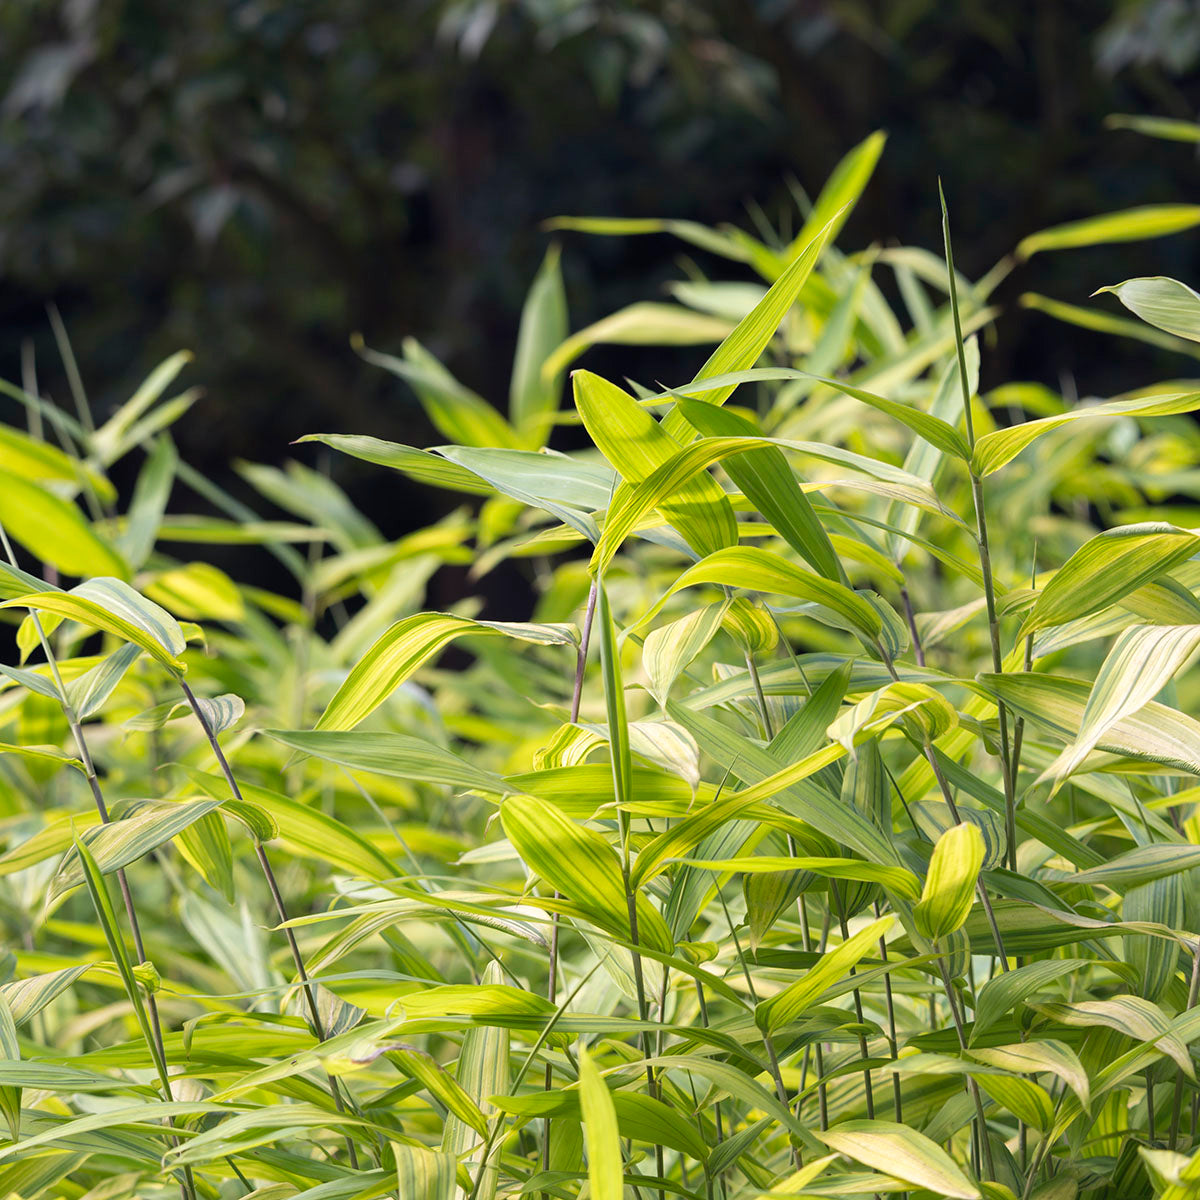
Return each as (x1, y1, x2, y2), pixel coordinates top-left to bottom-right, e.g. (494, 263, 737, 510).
(6, 120, 1200, 1200)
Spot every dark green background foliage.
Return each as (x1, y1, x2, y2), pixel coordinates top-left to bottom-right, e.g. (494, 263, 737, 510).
(2, 0, 1199, 530)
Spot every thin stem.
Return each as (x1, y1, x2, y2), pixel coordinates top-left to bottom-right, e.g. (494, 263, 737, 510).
(180, 681, 360, 1170)
(942, 184, 1019, 887)
(798, 894, 828, 1130)
(900, 587, 925, 668)
(828, 882, 875, 1120)
(0, 521, 194, 1200)
(717, 889, 799, 1168)
(1169, 936, 1200, 1147)
(542, 581, 598, 1182)
(876, 639, 1011, 971)
(936, 955, 996, 1182)
(745, 650, 775, 740)
(874, 900, 903, 1122)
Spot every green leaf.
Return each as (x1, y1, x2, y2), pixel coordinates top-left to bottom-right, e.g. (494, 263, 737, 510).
(185, 769, 396, 878)
(673, 399, 843, 580)
(295, 433, 493, 496)
(265, 729, 509, 794)
(315, 612, 576, 731)
(51, 798, 229, 900)
(542, 303, 734, 382)
(913, 823, 984, 941)
(356, 334, 521, 449)
(675, 855, 920, 899)
(1105, 113, 1200, 143)
(756, 914, 893, 1032)
(814, 1119, 980, 1198)
(781, 130, 886, 268)
(1042, 624, 1200, 790)
(1019, 291, 1200, 359)
(1021, 524, 1200, 635)
(119, 435, 178, 567)
(510, 244, 568, 437)
(970, 959, 1094, 1043)
(92, 350, 192, 463)
(668, 208, 843, 417)
(443, 960, 509, 1199)
(967, 1041, 1090, 1109)
(1030, 996, 1194, 1078)
(971, 392, 1200, 475)
(393, 1143, 459, 1200)
(578, 1048, 622, 1200)
(1096, 275, 1200, 343)
(573, 370, 737, 560)
(592, 428, 853, 577)
(1017, 205, 1200, 259)
(643, 602, 727, 707)
(977, 671, 1200, 777)
(0, 472, 128, 579)
(73, 834, 170, 1093)
(636, 546, 882, 640)
(501, 794, 673, 953)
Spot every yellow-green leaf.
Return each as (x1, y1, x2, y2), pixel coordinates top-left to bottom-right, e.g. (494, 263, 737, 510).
(913, 823, 984, 941)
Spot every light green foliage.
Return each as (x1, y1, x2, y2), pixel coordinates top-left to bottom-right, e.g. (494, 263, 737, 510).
(4, 132, 1200, 1200)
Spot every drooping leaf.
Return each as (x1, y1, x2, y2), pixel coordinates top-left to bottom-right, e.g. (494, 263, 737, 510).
(315, 612, 576, 731)
(578, 1048, 622, 1200)
(913, 823, 984, 942)
(814, 1119, 980, 1199)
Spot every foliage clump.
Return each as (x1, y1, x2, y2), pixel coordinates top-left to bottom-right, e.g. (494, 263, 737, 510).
(4, 125, 1200, 1200)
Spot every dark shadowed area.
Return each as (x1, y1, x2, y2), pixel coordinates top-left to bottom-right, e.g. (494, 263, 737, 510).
(2, 0, 1199, 594)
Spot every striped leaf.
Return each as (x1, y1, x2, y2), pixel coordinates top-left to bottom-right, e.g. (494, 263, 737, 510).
(1021, 525, 1200, 635)
(1, 966, 92, 1024)
(972, 393, 1200, 476)
(1125, 875, 1185, 1001)
(500, 794, 673, 953)
(573, 370, 737, 559)
(578, 1048, 622, 1200)
(971, 959, 1096, 1043)
(66, 643, 142, 719)
(636, 546, 883, 640)
(1031, 996, 1194, 1077)
(1097, 275, 1200, 342)
(315, 612, 576, 731)
(978, 672, 1200, 776)
(0, 578, 186, 671)
(0, 472, 128, 580)
(265, 729, 508, 794)
(1043, 624, 1200, 789)
(968, 1041, 1090, 1109)
(913, 823, 984, 942)
(0, 993, 19, 1141)
(393, 1143, 458, 1200)
(50, 798, 229, 900)
(1017, 204, 1200, 259)
(814, 1119, 980, 1199)
(756, 914, 893, 1032)
(643, 602, 727, 707)
(443, 960, 509, 1200)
